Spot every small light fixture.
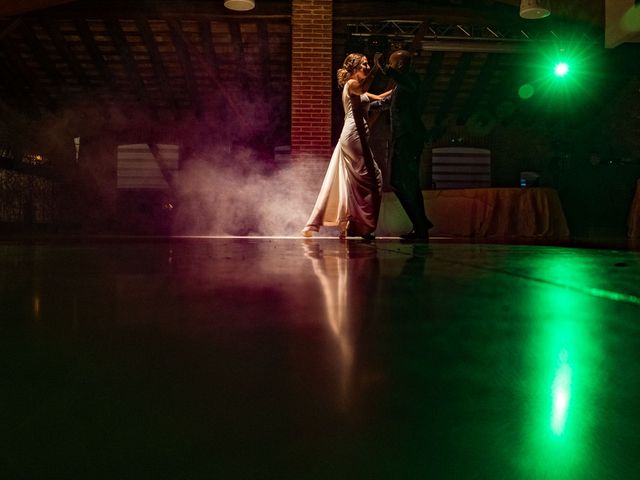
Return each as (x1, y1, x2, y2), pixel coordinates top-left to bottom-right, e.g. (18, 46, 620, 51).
(520, 0, 550, 19)
(224, 0, 255, 11)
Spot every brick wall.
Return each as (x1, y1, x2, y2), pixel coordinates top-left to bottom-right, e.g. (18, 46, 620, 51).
(291, 0, 333, 161)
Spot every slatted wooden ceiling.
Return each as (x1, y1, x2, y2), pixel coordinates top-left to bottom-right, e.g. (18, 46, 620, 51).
(0, 0, 291, 144)
(0, 0, 626, 143)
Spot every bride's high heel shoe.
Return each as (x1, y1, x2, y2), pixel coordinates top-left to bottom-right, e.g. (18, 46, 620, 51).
(301, 226, 315, 237)
(338, 220, 349, 240)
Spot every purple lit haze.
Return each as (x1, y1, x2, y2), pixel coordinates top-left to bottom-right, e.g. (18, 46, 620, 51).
(172, 146, 322, 237)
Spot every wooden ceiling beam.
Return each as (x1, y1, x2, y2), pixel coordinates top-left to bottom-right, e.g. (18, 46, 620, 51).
(0, 54, 40, 115)
(105, 18, 156, 117)
(228, 20, 245, 65)
(38, 18, 90, 88)
(198, 20, 218, 77)
(147, 142, 176, 189)
(0, 18, 21, 41)
(74, 18, 117, 90)
(409, 19, 429, 55)
(257, 21, 271, 96)
(419, 50, 444, 112)
(19, 20, 64, 86)
(457, 53, 500, 125)
(179, 22, 244, 122)
(435, 52, 474, 127)
(228, 20, 249, 99)
(167, 19, 203, 119)
(136, 17, 180, 120)
(0, 37, 56, 112)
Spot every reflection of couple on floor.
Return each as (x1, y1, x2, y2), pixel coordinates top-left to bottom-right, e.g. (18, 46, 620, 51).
(302, 240, 380, 409)
(302, 239, 429, 412)
(301, 50, 433, 241)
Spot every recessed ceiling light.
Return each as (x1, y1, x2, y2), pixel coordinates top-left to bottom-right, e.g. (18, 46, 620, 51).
(224, 0, 255, 11)
(520, 0, 551, 19)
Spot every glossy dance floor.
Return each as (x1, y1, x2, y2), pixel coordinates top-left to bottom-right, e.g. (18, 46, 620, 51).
(2, 237, 640, 479)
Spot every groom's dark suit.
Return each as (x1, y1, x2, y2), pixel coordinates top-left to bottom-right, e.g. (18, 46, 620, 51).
(371, 62, 433, 238)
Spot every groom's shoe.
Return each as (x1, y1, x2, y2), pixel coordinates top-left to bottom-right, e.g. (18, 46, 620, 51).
(400, 230, 429, 242)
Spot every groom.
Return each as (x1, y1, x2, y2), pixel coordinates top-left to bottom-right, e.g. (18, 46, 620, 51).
(372, 50, 433, 241)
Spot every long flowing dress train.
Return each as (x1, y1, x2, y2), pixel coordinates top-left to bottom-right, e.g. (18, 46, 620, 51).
(302, 83, 383, 237)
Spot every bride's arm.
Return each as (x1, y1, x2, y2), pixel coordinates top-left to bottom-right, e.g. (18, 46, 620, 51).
(358, 59, 380, 93)
(365, 89, 393, 101)
(348, 58, 382, 96)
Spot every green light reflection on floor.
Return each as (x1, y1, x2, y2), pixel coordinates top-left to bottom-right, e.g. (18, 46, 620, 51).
(518, 255, 603, 479)
(551, 349, 572, 436)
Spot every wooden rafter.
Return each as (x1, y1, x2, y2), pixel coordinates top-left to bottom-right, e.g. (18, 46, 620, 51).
(409, 19, 428, 55)
(198, 19, 226, 115)
(228, 20, 249, 98)
(147, 142, 176, 188)
(419, 51, 444, 112)
(19, 20, 64, 86)
(0, 53, 39, 113)
(178, 22, 244, 121)
(0, 18, 21, 41)
(167, 19, 203, 118)
(435, 52, 474, 127)
(74, 18, 117, 90)
(257, 21, 271, 97)
(38, 18, 89, 88)
(227, 20, 244, 60)
(0, 37, 56, 112)
(198, 20, 218, 77)
(104, 18, 155, 116)
(135, 17, 180, 120)
(457, 53, 500, 125)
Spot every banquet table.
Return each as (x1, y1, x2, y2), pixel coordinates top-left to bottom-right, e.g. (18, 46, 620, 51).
(376, 187, 570, 239)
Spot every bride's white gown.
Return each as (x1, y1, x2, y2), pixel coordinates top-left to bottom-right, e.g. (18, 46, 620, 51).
(302, 83, 383, 237)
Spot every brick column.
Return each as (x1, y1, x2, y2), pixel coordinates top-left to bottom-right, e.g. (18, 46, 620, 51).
(291, 0, 333, 162)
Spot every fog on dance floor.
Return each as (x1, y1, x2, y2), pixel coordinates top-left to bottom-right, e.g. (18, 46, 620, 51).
(172, 146, 321, 237)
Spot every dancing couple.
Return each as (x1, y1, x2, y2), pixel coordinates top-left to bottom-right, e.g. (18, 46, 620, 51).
(301, 50, 433, 241)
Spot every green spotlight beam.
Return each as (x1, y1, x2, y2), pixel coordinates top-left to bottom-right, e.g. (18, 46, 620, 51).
(554, 62, 570, 77)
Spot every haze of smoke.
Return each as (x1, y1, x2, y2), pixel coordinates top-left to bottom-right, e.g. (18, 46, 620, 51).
(172, 146, 326, 236)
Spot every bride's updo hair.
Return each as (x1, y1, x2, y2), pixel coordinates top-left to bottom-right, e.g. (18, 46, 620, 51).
(337, 53, 365, 88)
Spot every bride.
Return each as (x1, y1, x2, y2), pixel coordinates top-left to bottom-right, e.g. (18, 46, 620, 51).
(301, 53, 391, 240)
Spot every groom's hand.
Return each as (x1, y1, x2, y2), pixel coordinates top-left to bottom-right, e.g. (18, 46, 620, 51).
(374, 52, 385, 70)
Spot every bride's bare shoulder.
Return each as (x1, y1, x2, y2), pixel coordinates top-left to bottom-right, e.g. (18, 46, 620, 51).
(346, 79, 362, 96)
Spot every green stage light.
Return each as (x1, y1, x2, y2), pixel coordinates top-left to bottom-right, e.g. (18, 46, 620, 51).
(521, 42, 601, 112)
(554, 62, 570, 77)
